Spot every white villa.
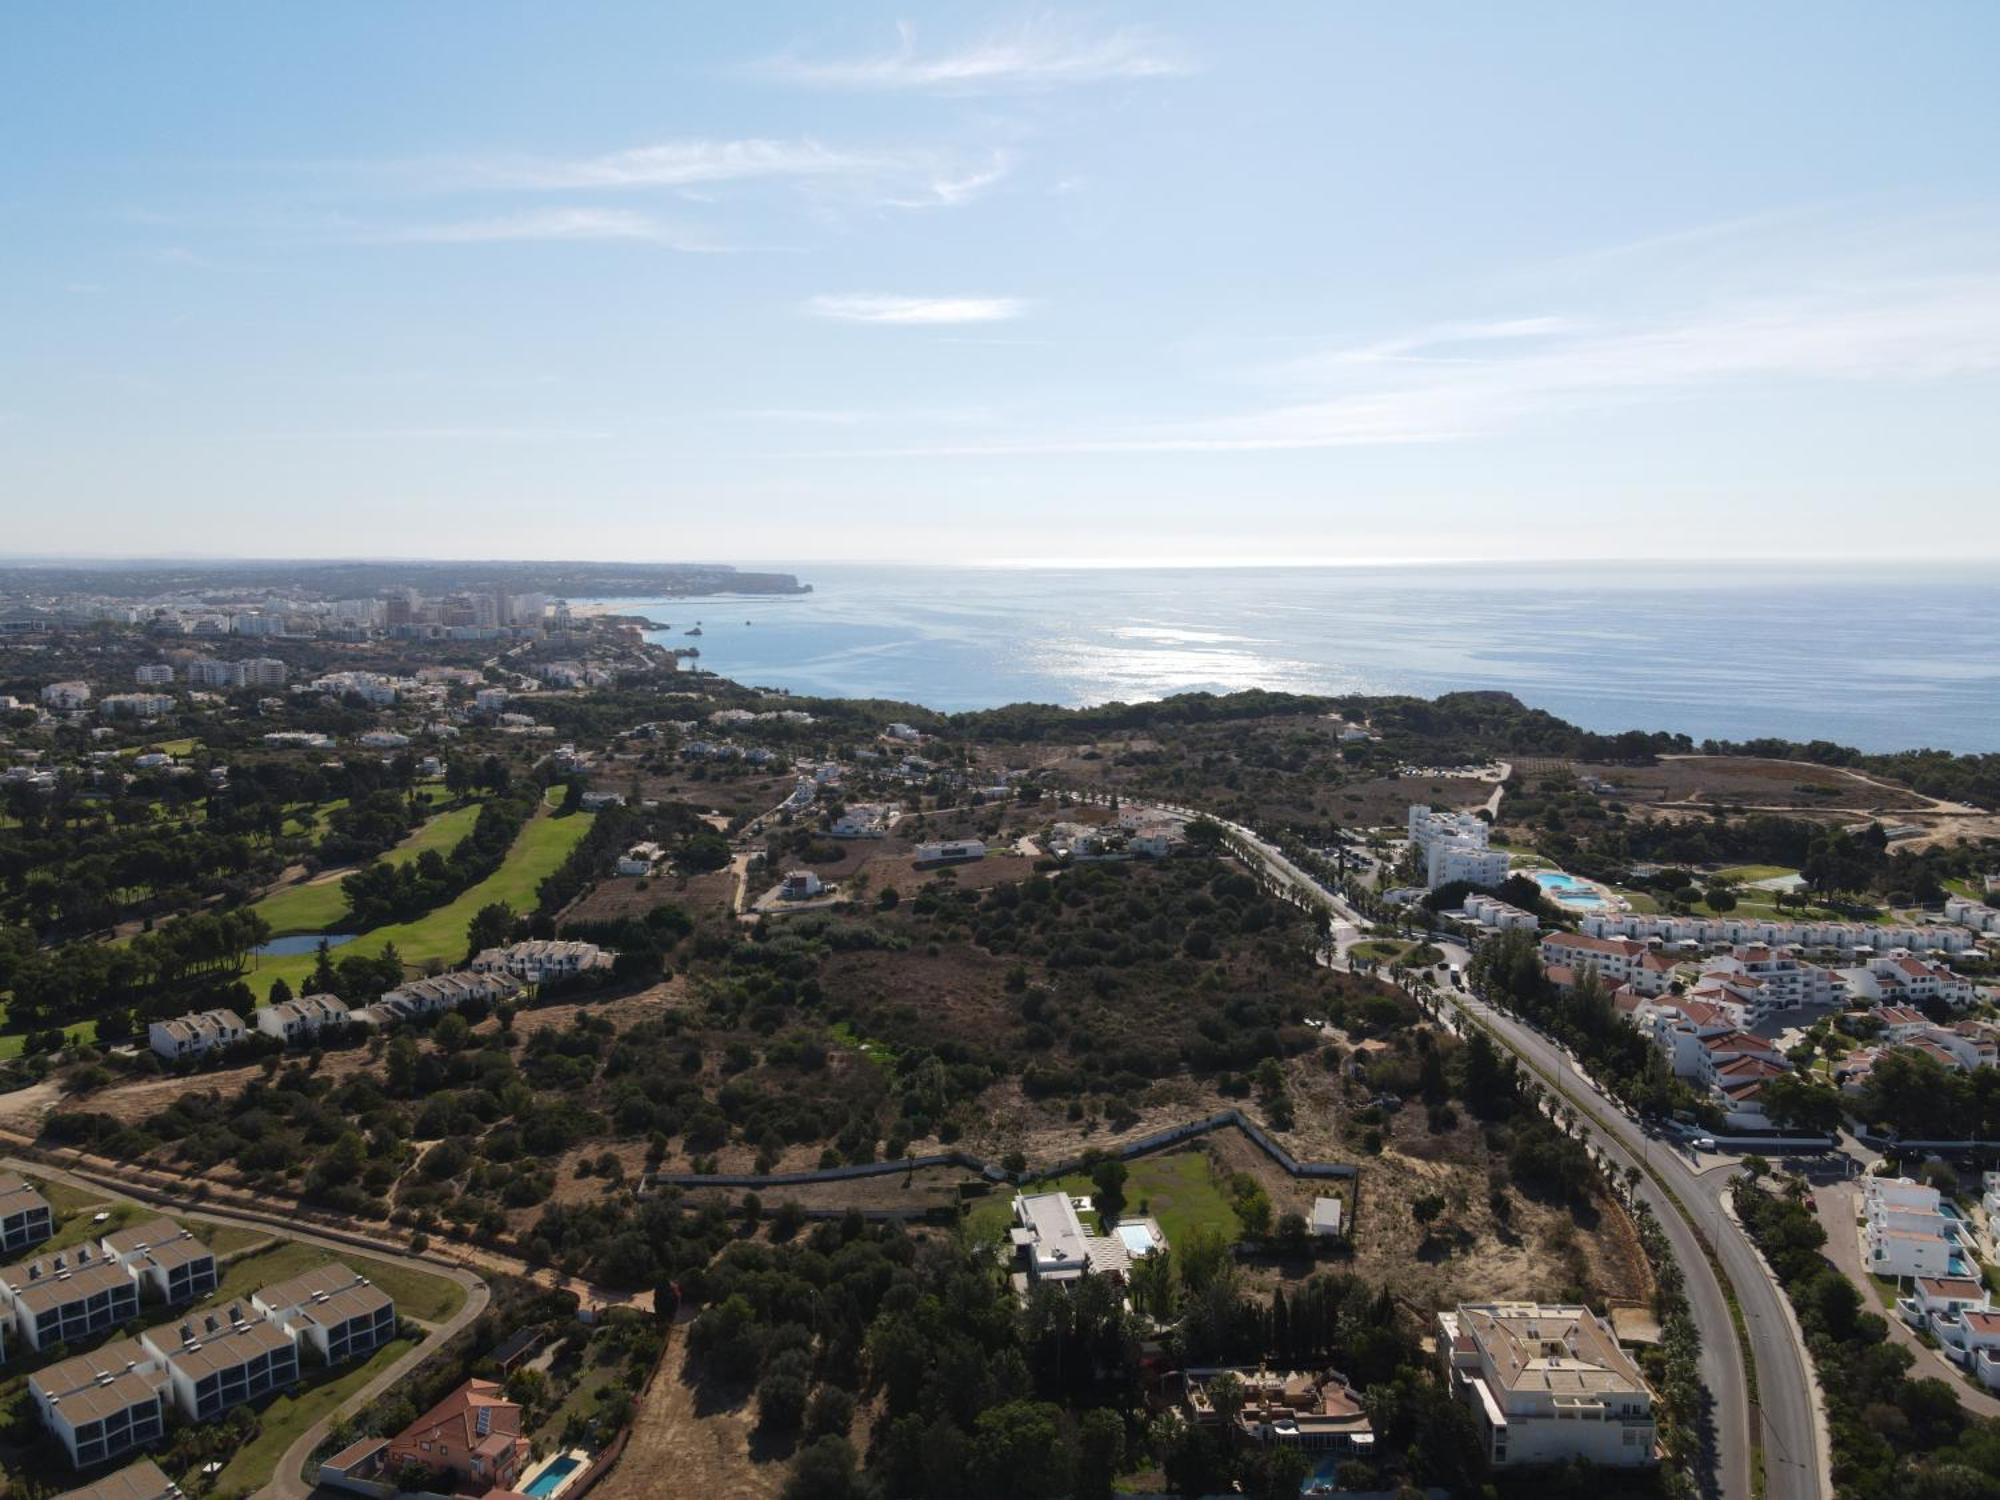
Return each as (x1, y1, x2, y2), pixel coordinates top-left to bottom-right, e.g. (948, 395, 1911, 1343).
(1436, 1302, 1656, 1469)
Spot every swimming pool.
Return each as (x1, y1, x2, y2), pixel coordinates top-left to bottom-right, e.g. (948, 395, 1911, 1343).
(1534, 872, 1608, 909)
(1115, 1223, 1159, 1257)
(523, 1456, 582, 1498)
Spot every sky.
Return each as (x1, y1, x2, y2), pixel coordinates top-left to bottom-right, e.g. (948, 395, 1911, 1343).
(3, 3, 1999, 565)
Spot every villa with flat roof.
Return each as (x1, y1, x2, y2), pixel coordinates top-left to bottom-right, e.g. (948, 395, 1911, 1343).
(0, 1172, 55, 1255)
(1437, 1302, 1656, 1468)
(1, 1249, 142, 1353)
(53, 1458, 183, 1500)
(252, 1262, 396, 1365)
(101, 1219, 217, 1306)
(141, 1305, 299, 1421)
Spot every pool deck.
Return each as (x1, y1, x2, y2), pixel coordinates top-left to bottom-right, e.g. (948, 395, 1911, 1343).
(518, 1448, 593, 1500)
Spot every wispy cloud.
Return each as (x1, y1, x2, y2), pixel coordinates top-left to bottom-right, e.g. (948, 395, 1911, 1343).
(401, 136, 1010, 214)
(758, 18, 1191, 92)
(823, 263, 2000, 455)
(385, 207, 718, 250)
(807, 294, 1027, 325)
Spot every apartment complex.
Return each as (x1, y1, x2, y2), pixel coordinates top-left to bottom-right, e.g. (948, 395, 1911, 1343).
(252, 994, 352, 1045)
(100, 1219, 218, 1306)
(0, 1249, 143, 1353)
(0, 1173, 55, 1255)
(469, 940, 612, 984)
(1437, 1302, 1656, 1468)
(30, 1339, 171, 1470)
(253, 1262, 397, 1365)
(141, 1305, 301, 1421)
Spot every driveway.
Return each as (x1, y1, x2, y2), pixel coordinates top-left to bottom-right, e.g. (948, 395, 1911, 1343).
(1811, 1179, 2000, 1418)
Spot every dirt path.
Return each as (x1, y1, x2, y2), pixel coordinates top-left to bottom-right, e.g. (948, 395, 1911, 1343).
(593, 1335, 783, 1500)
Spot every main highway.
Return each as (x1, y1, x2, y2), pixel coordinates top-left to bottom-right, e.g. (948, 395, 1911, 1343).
(1095, 792, 1824, 1500)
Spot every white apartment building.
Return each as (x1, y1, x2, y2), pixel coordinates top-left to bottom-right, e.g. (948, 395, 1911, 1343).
(30, 1339, 170, 1470)
(1865, 1178, 1971, 1280)
(141, 1306, 300, 1421)
(41, 681, 92, 709)
(0, 1173, 56, 1255)
(1, 1249, 143, 1353)
(469, 940, 612, 984)
(253, 994, 352, 1045)
(1437, 1303, 1656, 1469)
(1540, 932, 1677, 995)
(147, 1008, 245, 1062)
(1945, 896, 2000, 934)
(475, 687, 509, 712)
(100, 1219, 218, 1306)
(252, 1263, 396, 1366)
(1462, 894, 1540, 932)
(101, 694, 175, 721)
(1408, 804, 1508, 889)
(183, 658, 237, 689)
(375, 970, 520, 1018)
(1841, 952, 1984, 1009)
(133, 664, 175, 686)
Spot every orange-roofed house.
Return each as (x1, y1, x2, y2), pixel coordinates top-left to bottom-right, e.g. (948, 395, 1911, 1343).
(387, 1379, 528, 1493)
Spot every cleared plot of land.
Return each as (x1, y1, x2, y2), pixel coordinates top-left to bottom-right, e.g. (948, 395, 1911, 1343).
(250, 808, 595, 998)
(1575, 755, 1930, 810)
(250, 802, 486, 936)
(592, 1335, 783, 1500)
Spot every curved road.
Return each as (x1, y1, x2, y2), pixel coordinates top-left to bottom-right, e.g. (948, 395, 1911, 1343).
(1082, 794, 1823, 1500)
(7, 1155, 489, 1500)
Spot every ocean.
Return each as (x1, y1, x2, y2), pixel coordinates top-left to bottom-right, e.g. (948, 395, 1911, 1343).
(587, 562, 2000, 754)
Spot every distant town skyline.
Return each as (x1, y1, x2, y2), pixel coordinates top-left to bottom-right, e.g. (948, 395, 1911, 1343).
(4, 4, 1998, 562)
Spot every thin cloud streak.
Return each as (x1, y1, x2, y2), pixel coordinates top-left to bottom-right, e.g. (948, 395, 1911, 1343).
(758, 18, 1192, 92)
(826, 271, 2000, 454)
(807, 294, 1027, 325)
(383, 208, 720, 250)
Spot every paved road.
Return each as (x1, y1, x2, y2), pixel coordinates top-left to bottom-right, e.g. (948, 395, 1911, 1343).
(8, 1155, 490, 1500)
(1187, 810, 1819, 1500)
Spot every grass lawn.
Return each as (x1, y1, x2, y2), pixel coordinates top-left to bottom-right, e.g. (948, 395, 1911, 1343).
(1349, 939, 1410, 963)
(0, 1020, 96, 1060)
(1716, 864, 1799, 883)
(249, 808, 595, 998)
(43, 1199, 148, 1253)
(214, 1335, 414, 1495)
(1605, 884, 1661, 914)
(967, 1150, 1245, 1254)
(250, 802, 486, 937)
(196, 1221, 275, 1256)
(27, 1176, 115, 1218)
(202, 1240, 464, 1322)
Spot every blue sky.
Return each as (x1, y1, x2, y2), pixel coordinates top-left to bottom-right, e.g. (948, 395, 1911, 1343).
(3, 3, 1998, 563)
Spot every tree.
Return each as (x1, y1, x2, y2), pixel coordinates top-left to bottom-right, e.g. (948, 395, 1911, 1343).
(1090, 1158, 1129, 1223)
(1758, 1074, 1844, 1136)
(969, 1400, 1072, 1500)
(267, 976, 293, 1007)
(466, 901, 516, 961)
(782, 1437, 867, 1500)
(1074, 1407, 1124, 1500)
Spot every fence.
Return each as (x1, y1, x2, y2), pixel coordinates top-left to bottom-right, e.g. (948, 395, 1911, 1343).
(646, 1108, 1354, 1195)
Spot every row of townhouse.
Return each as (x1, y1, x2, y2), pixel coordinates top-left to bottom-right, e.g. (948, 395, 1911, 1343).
(253, 993, 352, 1045)
(53, 1457, 183, 1500)
(1945, 895, 2000, 934)
(356, 969, 521, 1027)
(1407, 804, 1509, 890)
(1895, 1274, 2000, 1389)
(1865, 1177, 1976, 1281)
(28, 1260, 395, 1469)
(1578, 910, 1974, 954)
(470, 940, 611, 985)
(145, 1009, 245, 1063)
(0, 1219, 220, 1357)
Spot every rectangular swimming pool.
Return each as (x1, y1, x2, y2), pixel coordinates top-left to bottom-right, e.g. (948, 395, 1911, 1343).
(524, 1456, 581, 1498)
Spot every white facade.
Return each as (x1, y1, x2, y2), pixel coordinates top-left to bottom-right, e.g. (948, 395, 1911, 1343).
(99, 694, 175, 719)
(147, 1009, 245, 1061)
(831, 803, 893, 838)
(1408, 804, 1507, 890)
(469, 941, 612, 984)
(253, 995, 352, 1045)
(1578, 911, 1972, 955)
(1437, 1303, 1655, 1469)
(914, 839, 987, 864)
(133, 664, 175, 686)
(41, 681, 91, 709)
(1462, 894, 1540, 932)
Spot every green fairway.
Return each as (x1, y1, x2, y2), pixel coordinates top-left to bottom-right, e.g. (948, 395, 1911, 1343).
(1715, 864, 1798, 883)
(250, 802, 485, 937)
(249, 808, 594, 998)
